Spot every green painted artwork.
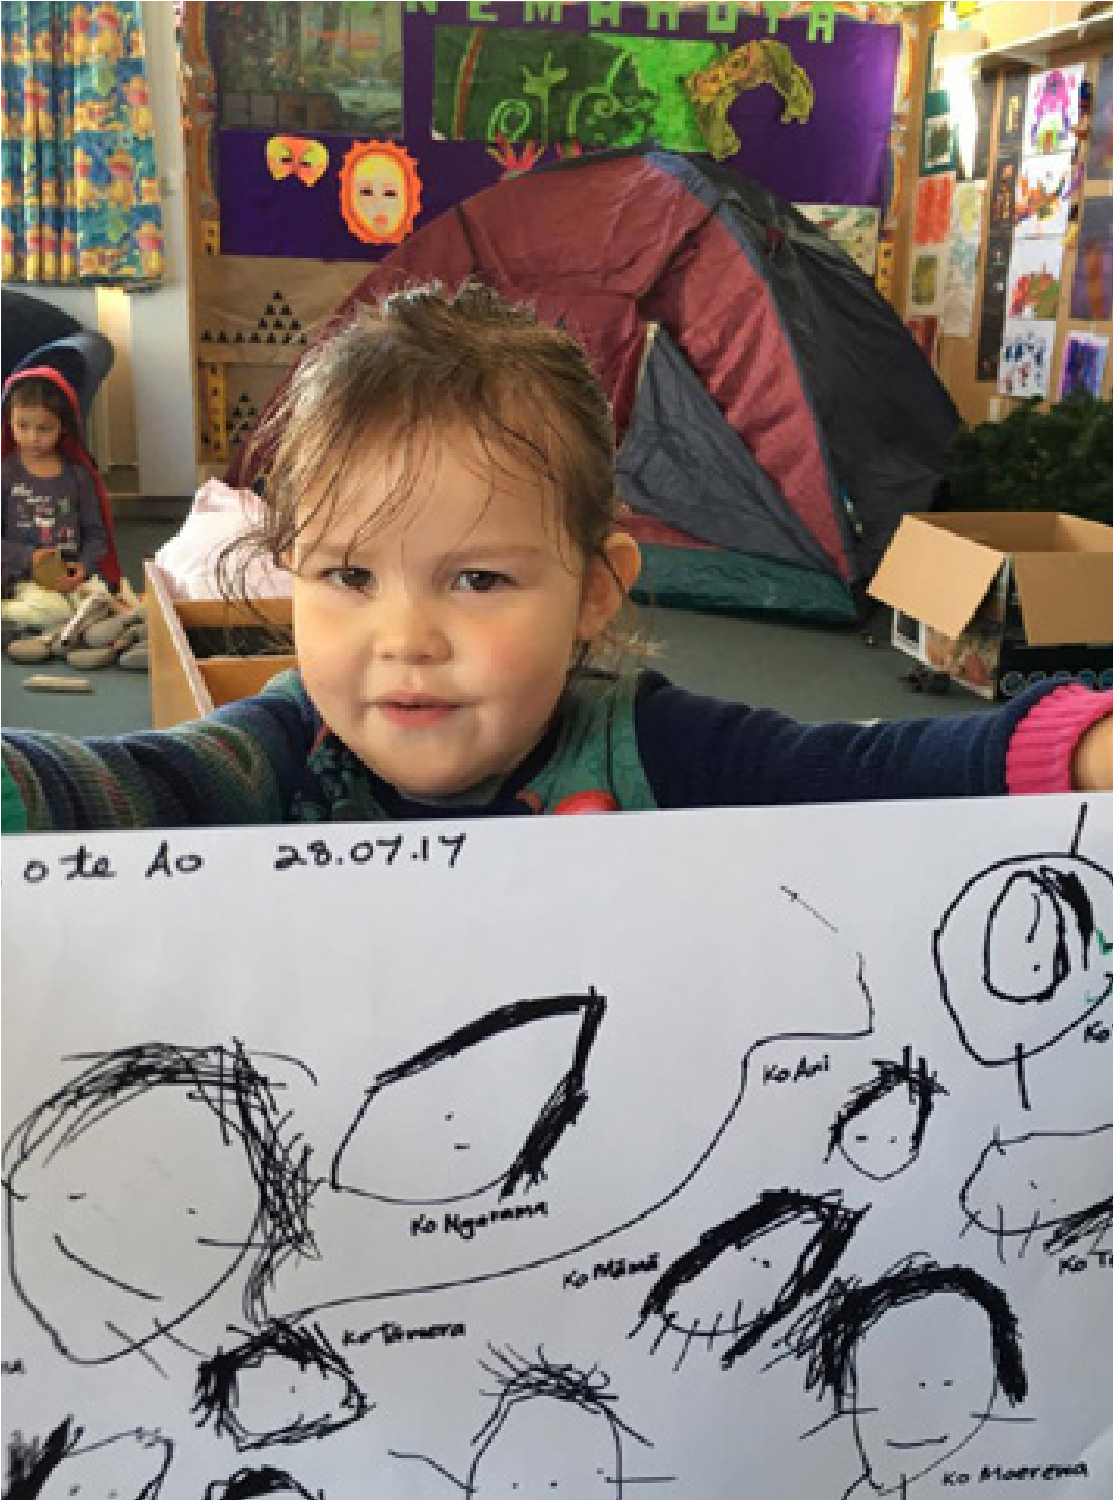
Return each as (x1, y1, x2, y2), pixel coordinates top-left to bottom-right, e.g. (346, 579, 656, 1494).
(432, 26, 722, 150)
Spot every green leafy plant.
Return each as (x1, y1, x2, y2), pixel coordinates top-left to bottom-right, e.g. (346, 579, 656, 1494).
(944, 394, 1113, 525)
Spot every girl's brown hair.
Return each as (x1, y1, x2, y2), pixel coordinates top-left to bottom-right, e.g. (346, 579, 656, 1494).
(226, 281, 620, 594)
(5, 376, 76, 433)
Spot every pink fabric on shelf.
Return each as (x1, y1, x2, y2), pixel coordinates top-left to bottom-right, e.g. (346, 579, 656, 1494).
(1005, 685, 1113, 794)
(153, 479, 292, 601)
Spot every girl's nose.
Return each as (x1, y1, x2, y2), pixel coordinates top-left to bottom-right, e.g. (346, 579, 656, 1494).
(373, 592, 449, 663)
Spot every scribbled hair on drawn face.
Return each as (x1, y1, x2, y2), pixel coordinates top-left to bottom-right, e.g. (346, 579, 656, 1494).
(826, 1049, 948, 1168)
(2, 1041, 319, 1328)
(634, 1188, 868, 1371)
(467, 1344, 649, 1488)
(794, 1255, 1028, 1413)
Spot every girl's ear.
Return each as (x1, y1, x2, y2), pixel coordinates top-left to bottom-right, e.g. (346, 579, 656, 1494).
(577, 528, 641, 644)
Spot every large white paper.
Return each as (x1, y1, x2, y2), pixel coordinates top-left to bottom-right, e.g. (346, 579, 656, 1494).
(3, 796, 1112, 1498)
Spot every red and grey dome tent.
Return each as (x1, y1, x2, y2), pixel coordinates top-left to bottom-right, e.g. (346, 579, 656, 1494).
(229, 148, 959, 624)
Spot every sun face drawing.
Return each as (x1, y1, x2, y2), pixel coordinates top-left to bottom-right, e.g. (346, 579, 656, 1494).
(340, 141, 422, 246)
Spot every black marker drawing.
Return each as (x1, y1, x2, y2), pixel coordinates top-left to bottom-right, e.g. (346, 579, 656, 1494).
(960, 1122, 1113, 1260)
(391, 1344, 670, 1495)
(2, 1042, 319, 1365)
(933, 818, 1113, 1108)
(826, 1050, 948, 1182)
(194, 1318, 370, 1450)
(203, 1469, 322, 1500)
(3, 1418, 172, 1500)
(787, 1255, 1028, 1498)
(285, 901, 876, 1322)
(332, 990, 605, 1204)
(633, 1188, 868, 1371)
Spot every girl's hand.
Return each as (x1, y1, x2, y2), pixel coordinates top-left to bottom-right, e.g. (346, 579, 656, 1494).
(1072, 715, 1113, 791)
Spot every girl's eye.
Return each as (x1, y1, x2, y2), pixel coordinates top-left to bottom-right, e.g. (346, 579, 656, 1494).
(455, 570, 510, 593)
(325, 566, 374, 593)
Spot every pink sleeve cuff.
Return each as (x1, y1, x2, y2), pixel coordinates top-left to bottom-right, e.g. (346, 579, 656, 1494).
(1006, 685, 1113, 795)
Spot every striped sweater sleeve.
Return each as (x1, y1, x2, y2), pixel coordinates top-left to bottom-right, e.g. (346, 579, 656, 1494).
(1, 670, 319, 832)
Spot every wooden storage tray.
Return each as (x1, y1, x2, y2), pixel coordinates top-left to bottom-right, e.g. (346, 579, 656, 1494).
(146, 561, 296, 727)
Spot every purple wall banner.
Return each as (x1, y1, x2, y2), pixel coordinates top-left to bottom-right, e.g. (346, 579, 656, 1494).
(215, 3, 902, 260)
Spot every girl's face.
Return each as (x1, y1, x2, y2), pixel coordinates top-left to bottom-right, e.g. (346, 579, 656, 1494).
(10, 402, 62, 463)
(291, 426, 639, 799)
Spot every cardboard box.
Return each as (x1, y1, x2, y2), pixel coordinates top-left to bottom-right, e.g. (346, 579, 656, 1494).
(146, 561, 295, 727)
(868, 513, 1113, 700)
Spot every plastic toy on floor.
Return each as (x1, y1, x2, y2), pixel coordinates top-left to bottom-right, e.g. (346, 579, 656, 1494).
(7, 592, 148, 672)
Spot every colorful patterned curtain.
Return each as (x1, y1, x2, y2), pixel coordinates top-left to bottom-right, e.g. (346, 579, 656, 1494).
(1, 2, 165, 283)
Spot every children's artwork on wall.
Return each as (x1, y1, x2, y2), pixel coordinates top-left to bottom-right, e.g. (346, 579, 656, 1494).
(432, 27, 717, 153)
(943, 181, 985, 339)
(794, 204, 879, 275)
(943, 242, 978, 338)
(1025, 65, 1085, 156)
(1005, 236, 1065, 320)
(265, 136, 330, 186)
(1058, 330, 1110, 398)
(921, 89, 957, 175)
(338, 141, 422, 245)
(684, 38, 815, 161)
(909, 247, 945, 316)
(999, 317, 1056, 397)
(914, 172, 955, 246)
(201, 3, 907, 260)
(1069, 195, 1113, 319)
(989, 153, 1018, 230)
(212, 2, 403, 134)
(3, 798, 1111, 1495)
(951, 178, 986, 240)
(1014, 152, 1072, 239)
(998, 70, 1030, 156)
(1090, 54, 1113, 180)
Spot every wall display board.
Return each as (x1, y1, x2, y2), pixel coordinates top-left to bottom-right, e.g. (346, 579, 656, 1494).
(206, 3, 905, 262)
(182, 3, 921, 470)
(929, 33, 1113, 423)
(2, 797, 1112, 1496)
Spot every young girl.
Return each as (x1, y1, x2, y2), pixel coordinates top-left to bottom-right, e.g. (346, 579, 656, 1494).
(1, 367, 120, 643)
(2, 282, 1110, 832)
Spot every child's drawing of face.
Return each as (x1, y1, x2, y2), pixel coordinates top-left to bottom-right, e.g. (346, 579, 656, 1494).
(333, 1001, 594, 1203)
(339, 141, 421, 245)
(851, 1298, 997, 1493)
(15, 1425, 173, 1499)
(467, 1397, 618, 1497)
(651, 1213, 815, 1363)
(835, 1088, 920, 1182)
(9, 1084, 257, 1362)
(934, 855, 1113, 1075)
(352, 154, 406, 237)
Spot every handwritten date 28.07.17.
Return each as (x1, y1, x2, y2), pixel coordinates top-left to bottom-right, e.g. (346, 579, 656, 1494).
(273, 833, 467, 872)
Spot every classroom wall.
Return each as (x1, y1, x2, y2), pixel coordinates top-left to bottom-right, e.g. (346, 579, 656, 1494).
(916, 4, 1113, 424)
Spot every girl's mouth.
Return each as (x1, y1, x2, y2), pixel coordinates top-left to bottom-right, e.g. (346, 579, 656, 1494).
(376, 698, 458, 729)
